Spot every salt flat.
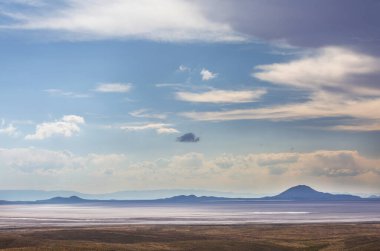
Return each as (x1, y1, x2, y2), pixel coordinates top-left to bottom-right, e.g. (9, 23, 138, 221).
(1, 201, 380, 228)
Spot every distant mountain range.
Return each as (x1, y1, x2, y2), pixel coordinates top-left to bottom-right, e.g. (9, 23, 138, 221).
(0, 189, 256, 201)
(1, 185, 378, 205)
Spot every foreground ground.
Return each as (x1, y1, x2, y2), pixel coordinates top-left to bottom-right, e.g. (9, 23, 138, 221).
(0, 223, 380, 250)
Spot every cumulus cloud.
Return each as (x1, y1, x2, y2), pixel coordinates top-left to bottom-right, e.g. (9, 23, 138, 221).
(0, 148, 82, 173)
(0, 0, 243, 42)
(86, 153, 129, 176)
(25, 115, 85, 140)
(95, 83, 132, 93)
(0, 124, 17, 136)
(0, 147, 127, 174)
(119, 150, 380, 194)
(256, 153, 299, 167)
(120, 123, 179, 134)
(200, 68, 217, 81)
(169, 152, 205, 169)
(301, 151, 364, 177)
(0, 147, 379, 194)
(177, 132, 199, 143)
(176, 89, 266, 103)
(62, 115, 85, 124)
(0, 120, 18, 137)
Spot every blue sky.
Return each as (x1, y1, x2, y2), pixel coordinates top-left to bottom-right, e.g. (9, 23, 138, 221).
(0, 0, 379, 195)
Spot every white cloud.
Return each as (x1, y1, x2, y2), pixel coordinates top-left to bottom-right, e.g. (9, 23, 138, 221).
(181, 91, 380, 125)
(182, 91, 380, 132)
(87, 153, 129, 176)
(330, 122, 380, 132)
(120, 123, 179, 134)
(253, 46, 380, 96)
(178, 65, 190, 72)
(95, 83, 132, 93)
(0, 121, 18, 137)
(0, 148, 379, 194)
(25, 115, 85, 140)
(176, 89, 266, 103)
(0, 148, 82, 173)
(182, 47, 380, 131)
(129, 109, 167, 120)
(200, 68, 217, 81)
(155, 83, 187, 89)
(61, 115, 85, 124)
(298, 151, 365, 177)
(2, 0, 244, 42)
(156, 127, 180, 134)
(0, 147, 127, 175)
(44, 89, 90, 98)
(161, 150, 380, 194)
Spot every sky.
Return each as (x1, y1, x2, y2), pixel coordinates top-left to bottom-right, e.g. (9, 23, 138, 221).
(0, 0, 379, 195)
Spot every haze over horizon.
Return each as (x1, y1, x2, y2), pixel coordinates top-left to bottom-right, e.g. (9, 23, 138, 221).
(0, 0, 380, 195)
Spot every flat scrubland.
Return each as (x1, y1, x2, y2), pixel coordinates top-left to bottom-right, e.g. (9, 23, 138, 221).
(0, 223, 380, 250)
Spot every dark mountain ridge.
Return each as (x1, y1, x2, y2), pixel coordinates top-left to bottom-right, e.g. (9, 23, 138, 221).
(0, 185, 376, 205)
(266, 185, 361, 201)
(36, 196, 87, 204)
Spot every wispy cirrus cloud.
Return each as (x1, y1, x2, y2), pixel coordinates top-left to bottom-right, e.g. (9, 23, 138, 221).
(182, 91, 380, 122)
(45, 84, 132, 97)
(25, 115, 85, 140)
(183, 47, 380, 131)
(329, 122, 380, 132)
(176, 89, 266, 104)
(155, 83, 188, 89)
(253, 47, 380, 96)
(95, 83, 132, 93)
(44, 89, 91, 98)
(129, 109, 167, 120)
(120, 123, 179, 134)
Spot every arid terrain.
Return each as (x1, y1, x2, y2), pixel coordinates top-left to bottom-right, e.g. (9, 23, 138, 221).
(0, 223, 380, 250)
